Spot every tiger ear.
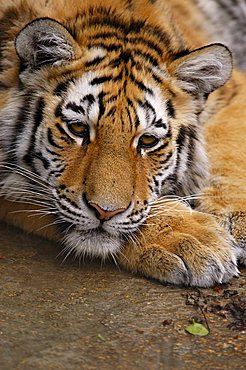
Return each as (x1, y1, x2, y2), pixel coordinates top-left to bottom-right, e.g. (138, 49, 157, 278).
(170, 44, 232, 95)
(15, 18, 80, 69)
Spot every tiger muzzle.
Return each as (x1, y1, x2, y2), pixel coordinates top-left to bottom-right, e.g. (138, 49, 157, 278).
(84, 145, 135, 220)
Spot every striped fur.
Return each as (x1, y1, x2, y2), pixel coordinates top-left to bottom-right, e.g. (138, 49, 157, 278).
(0, 0, 245, 286)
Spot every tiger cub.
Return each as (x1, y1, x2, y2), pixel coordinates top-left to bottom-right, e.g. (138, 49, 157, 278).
(0, 0, 246, 286)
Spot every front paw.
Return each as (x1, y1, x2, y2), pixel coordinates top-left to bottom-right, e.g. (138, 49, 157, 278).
(118, 211, 239, 287)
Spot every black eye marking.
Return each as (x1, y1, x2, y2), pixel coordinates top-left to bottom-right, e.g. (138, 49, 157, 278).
(154, 118, 167, 129)
(65, 102, 85, 115)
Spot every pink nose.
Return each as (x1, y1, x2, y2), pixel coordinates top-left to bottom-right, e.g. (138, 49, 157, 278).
(89, 202, 126, 221)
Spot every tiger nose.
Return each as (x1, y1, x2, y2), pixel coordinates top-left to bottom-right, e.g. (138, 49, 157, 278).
(89, 202, 126, 221)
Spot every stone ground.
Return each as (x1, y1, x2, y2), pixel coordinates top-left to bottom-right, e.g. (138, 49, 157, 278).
(0, 221, 245, 370)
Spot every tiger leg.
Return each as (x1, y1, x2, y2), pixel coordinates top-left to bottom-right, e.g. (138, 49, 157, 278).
(198, 70, 246, 264)
(117, 202, 239, 287)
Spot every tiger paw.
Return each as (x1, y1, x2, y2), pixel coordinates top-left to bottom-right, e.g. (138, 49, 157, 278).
(198, 186, 246, 266)
(118, 209, 239, 287)
(217, 211, 246, 266)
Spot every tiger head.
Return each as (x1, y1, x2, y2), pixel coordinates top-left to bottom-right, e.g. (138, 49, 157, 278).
(1, 11, 232, 258)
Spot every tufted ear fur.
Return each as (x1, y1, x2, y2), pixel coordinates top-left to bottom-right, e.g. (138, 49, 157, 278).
(170, 44, 233, 95)
(15, 18, 80, 69)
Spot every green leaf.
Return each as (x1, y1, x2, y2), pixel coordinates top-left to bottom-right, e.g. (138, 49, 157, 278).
(185, 320, 209, 336)
(97, 334, 106, 341)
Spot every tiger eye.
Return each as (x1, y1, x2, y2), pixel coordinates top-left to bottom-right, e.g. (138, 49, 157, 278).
(138, 134, 160, 149)
(68, 122, 89, 139)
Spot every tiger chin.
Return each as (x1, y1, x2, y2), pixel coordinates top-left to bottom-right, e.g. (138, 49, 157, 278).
(0, 0, 246, 288)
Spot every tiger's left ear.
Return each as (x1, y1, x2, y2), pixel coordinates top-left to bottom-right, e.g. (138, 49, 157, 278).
(15, 18, 81, 69)
(170, 44, 233, 95)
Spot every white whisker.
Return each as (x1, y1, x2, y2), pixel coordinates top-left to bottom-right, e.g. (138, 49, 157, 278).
(36, 218, 65, 232)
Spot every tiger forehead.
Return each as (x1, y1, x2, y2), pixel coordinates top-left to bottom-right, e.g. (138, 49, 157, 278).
(82, 44, 168, 81)
(74, 8, 169, 61)
(60, 65, 169, 134)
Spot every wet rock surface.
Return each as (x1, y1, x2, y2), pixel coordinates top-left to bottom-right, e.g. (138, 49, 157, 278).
(0, 222, 245, 369)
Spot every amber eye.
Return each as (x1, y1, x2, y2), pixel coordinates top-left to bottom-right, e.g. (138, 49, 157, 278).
(67, 122, 90, 141)
(138, 134, 160, 149)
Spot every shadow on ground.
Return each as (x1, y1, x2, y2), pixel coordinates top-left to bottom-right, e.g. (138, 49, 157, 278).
(0, 222, 245, 370)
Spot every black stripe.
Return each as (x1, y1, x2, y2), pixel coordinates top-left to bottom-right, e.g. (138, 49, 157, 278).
(186, 126, 198, 164)
(127, 98, 134, 108)
(166, 100, 176, 118)
(85, 56, 105, 68)
(34, 97, 45, 126)
(15, 90, 34, 136)
(55, 102, 63, 118)
(153, 176, 159, 188)
(150, 142, 169, 155)
(90, 75, 112, 85)
(126, 98, 139, 129)
(87, 12, 164, 43)
(108, 57, 123, 67)
(98, 91, 106, 121)
(125, 106, 133, 128)
(88, 32, 120, 40)
(176, 125, 198, 171)
(53, 79, 74, 96)
(176, 125, 188, 154)
(34, 152, 50, 169)
(154, 119, 167, 129)
(134, 116, 140, 129)
(126, 37, 163, 56)
(9, 91, 34, 164)
(87, 42, 122, 52)
(47, 128, 63, 149)
(106, 95, 118, 103)
(159, 157, 172, 166)
(59, 202, 82, 218)
(46, 148, 62, 157)
(59, 193, 81, 210)
(151, 72, 163, 84)
(65, 102, 85, 114)
(105, 106, 116, 117)
(161, 151, 172, 163)
(55, 122, 68, 136)
(166, 126, 172, 139)
(87, 21, 170, 51)
(112, 70, 123, 82)
(187, 136, 195, 163)
(129, 73, 153, 94)
(48, 166, 67, 180)
(133, 50, 159, 67)
(87, 16, 141, 34)
(125, 99, 137, 129)
(139, 99, 156, 123)
(23, 97, 45, 169)
(162, 174, 177, 189)
(81, 94, 96, 104)
(120, 50, 131, 62)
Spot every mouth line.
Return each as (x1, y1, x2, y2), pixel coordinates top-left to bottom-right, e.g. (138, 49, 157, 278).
(58, 215, 144, 239)
(87, 225, 110, 236)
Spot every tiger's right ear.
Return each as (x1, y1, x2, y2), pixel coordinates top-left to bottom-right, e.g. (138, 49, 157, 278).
(15, 18, 81, 69)
(169, 44, 232, 95)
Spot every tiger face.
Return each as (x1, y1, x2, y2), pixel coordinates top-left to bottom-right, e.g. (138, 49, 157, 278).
(0, 12, 232, 258)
